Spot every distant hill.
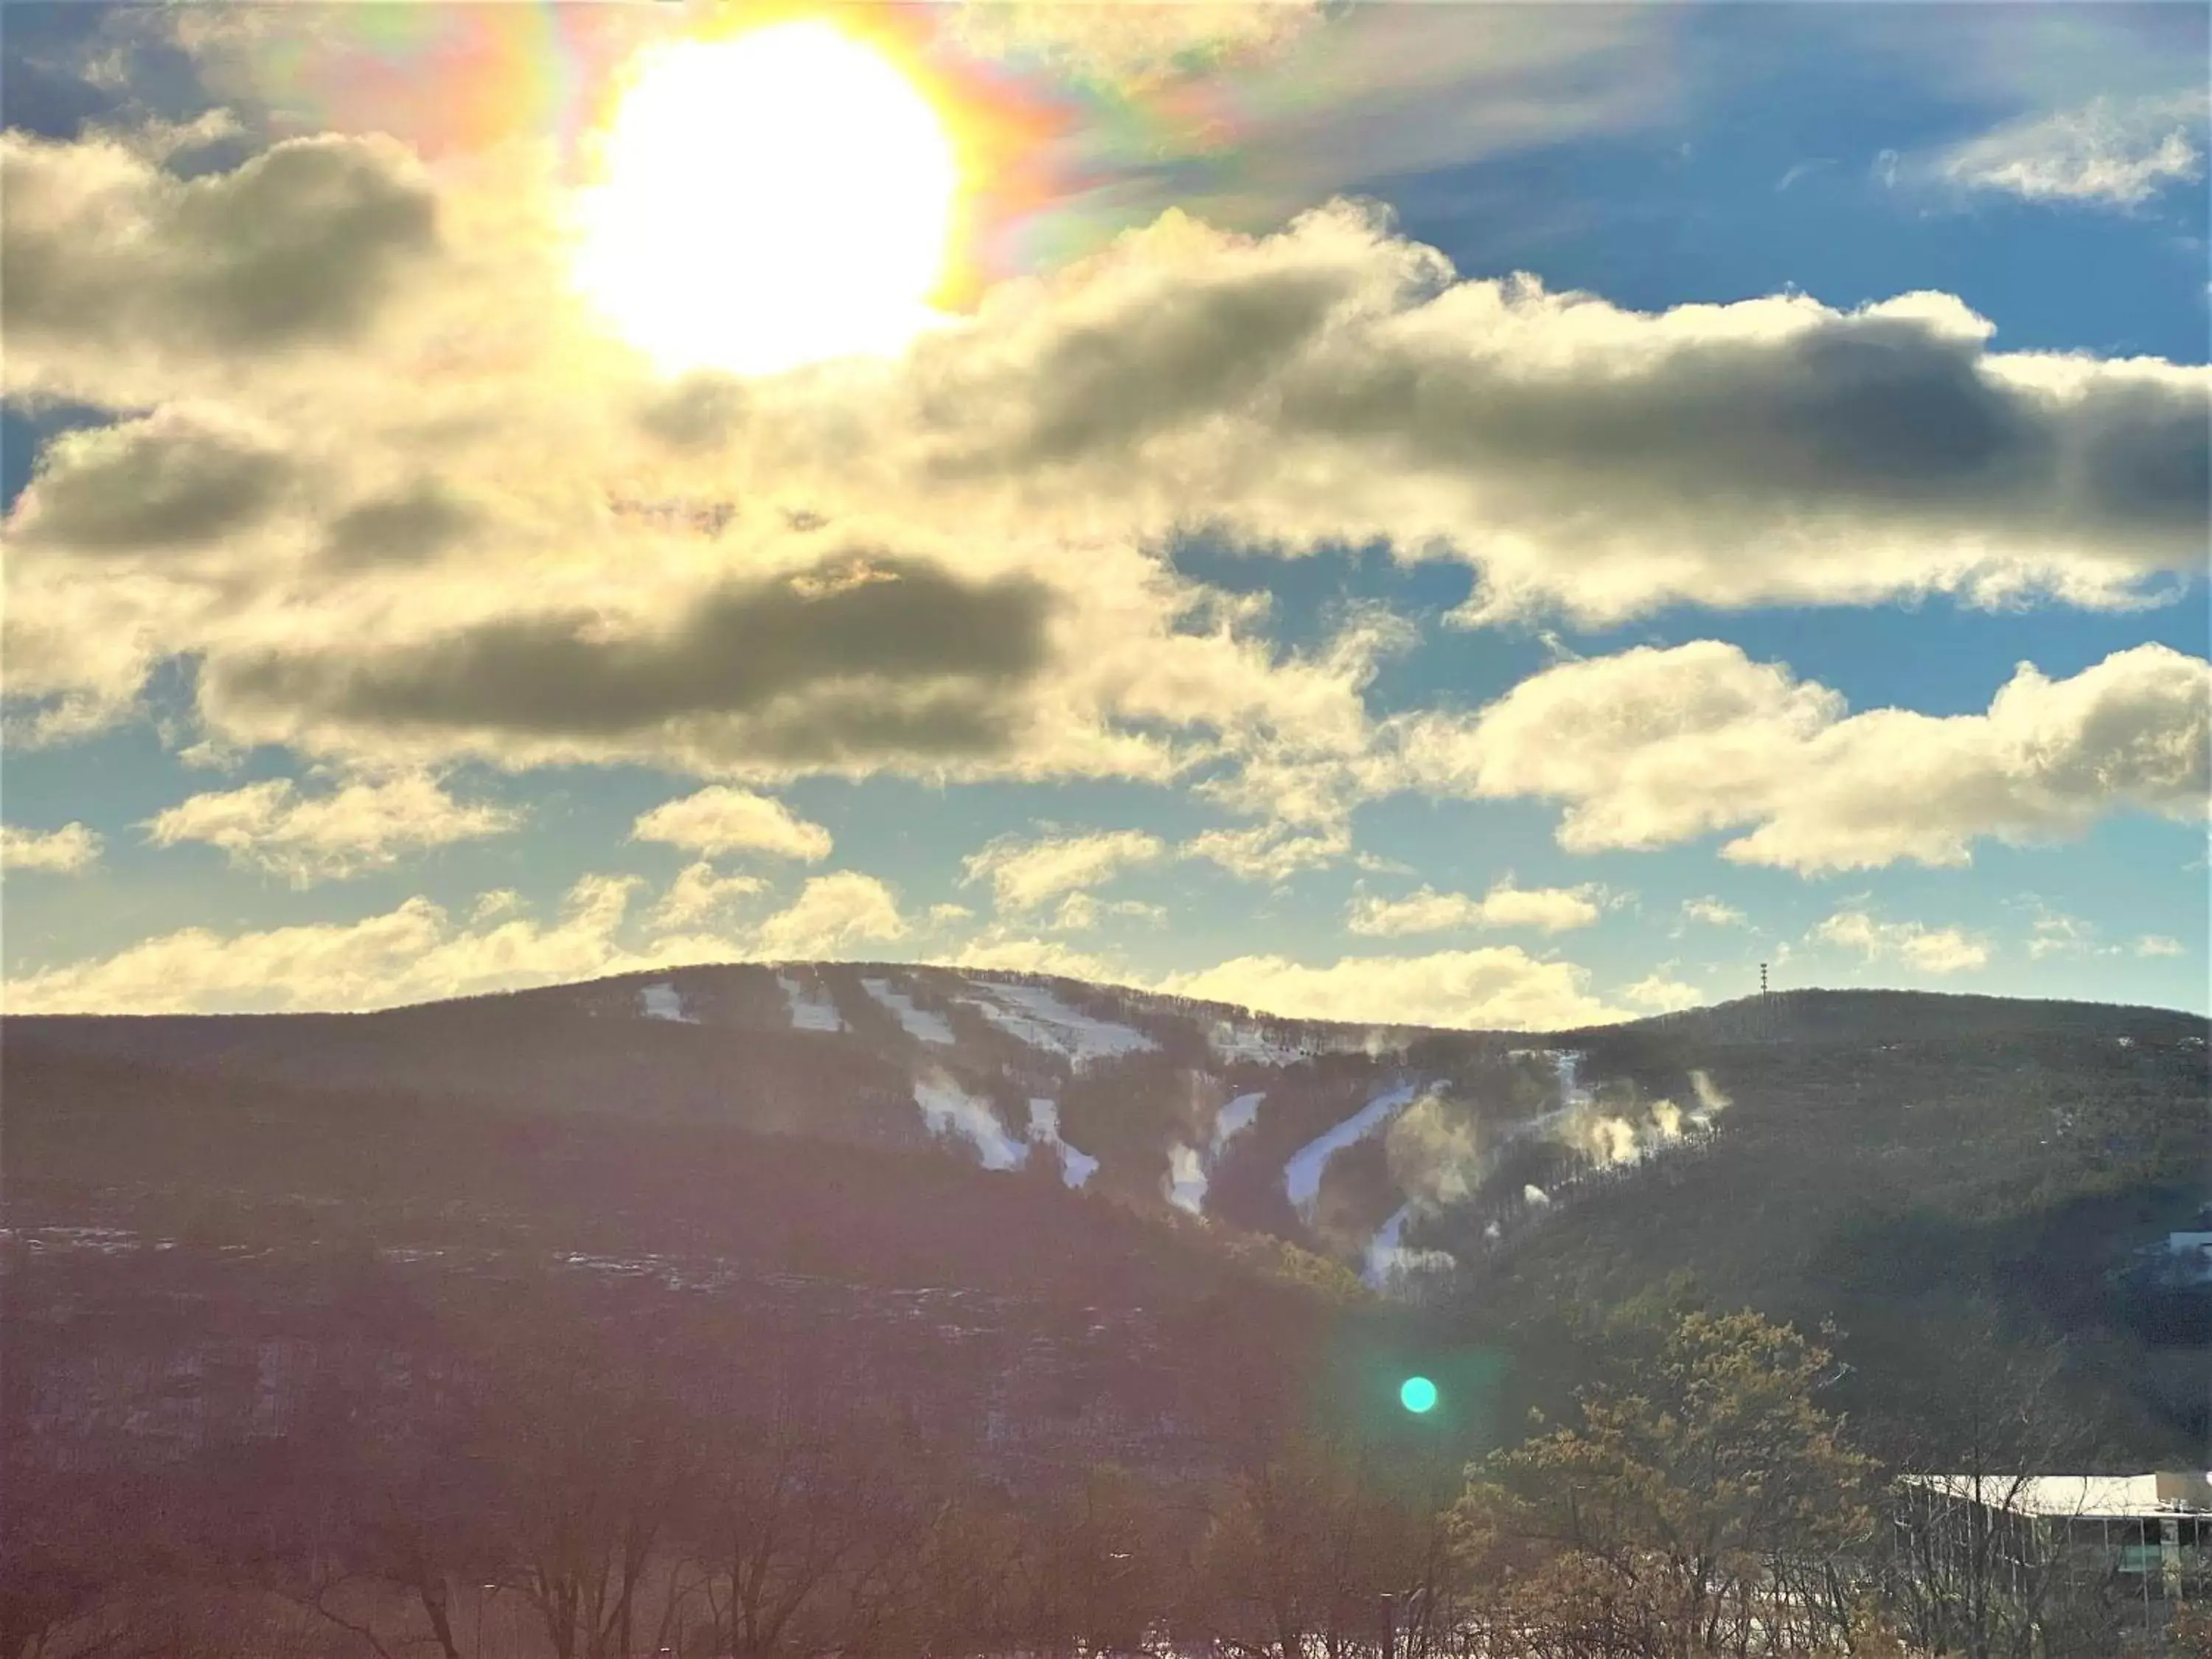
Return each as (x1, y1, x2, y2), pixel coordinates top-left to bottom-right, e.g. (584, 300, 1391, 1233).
(5, 967, 2205, 1458)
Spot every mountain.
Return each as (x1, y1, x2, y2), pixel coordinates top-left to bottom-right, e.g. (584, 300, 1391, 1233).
(6, 964, 2207, 1460)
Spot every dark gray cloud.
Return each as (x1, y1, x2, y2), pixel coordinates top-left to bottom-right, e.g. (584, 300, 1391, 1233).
(205, 555, 1056, 763)
(1276, 307, 2199, 540)
(967, 265, 1354, 468)
(3, 131, 438, 363)
(324, 481, 475, 566)
(898, 204, 2206, 618)
(9, 410, 293, 553)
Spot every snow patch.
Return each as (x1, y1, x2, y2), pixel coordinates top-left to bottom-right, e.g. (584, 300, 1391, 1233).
(1026, 1098, 1097, 1188)
(963, 981, 1156, 1068)
(1164, 1142, 1208, 1214)
(778, 971, 843, 1032)
(914, 1075, 1028, 1171)
(1363, 1201, 1457, 1290)
(1206, 1023, 1312, 1067)
(639, 984, 698, 1023)
(861, 976, 956, 1046)
(1284, 1080, 1426, 1217)
(1211, 1091, 1265, 1158)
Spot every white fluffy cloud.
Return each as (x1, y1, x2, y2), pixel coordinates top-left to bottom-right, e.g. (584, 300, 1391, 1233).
(1183, 821, 1351, 882)
(0, 860, 919, 1012)
(0, 874, 676, 1014)
(140, 772, 519, 883)
(1388, 641, 2209, 872)
(2137, 934, 2185, 958)
(1347, 879, 1603, 936)
(1811, 909, 1990, 975)
(1157, 947, 1626, 1030)
(650, 860, 768, 930)
(962, 828, 1167, 912)
(1930, 92, 2208, 209)
(947, 0, 1324, 85)
(923, 931, 1120, 982)
(754, 871, 908, 960)
(6, 119, 2203, 804)
(1680, 895, 1747, 928)
(1622, 970, 1703, 1012)
(1, 821, 102, 874)
(630, 785, 833, 861)
(1047, 892, 1166, 933)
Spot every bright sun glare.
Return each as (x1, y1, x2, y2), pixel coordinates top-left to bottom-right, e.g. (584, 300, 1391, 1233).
(572, 20, 960, 378)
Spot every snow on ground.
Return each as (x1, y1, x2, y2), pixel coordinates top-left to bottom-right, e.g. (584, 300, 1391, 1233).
(1363, 1202, 1413, 1286)
(778, 970, 844, 1032)
(961, 981, 1156, 1068)
(1284, 1079, 1425, 1216)
(860, 976, 956, 1046)
(1362, 1203, 1459, 1290)
(914, 1076, 1028, 1171)
(1206, 1023, 1311, 1066)
(1164, 1142, 1208, 1214)
(1026, 1099, 1099, 1189)
(1210, 1091, 1265, 1158)
(639, 984, 698, 1023)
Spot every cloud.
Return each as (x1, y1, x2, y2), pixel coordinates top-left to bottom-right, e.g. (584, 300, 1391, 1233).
(2137, 933, 2185, 957)
(1347, 878, 1603, 936)
(1156, 947, 1626, 1030)
(650, 860, 767, 930)
(754, 871, 908, 960)
(7, 120, 2203, 810)
(1680, 895, 1747, 928)
(140, 772, 519, 883)
(1183, 821, 1350, 882)
(962, 827, 1168, 912)
(2017, 901, 2119, 962)
(1, 129, 439, 401)
(891, 202, 2205, 622)
(1930, 92, 2208, 209)
(1622, 970, 1703, 1012)
(1811, 909, 1990, 975)
(0, 873, 675, 1014)
(199, 554, 1058, 775)
(947, 1, 1324, 86)
(4, 405, 296, 557)
(1, 821, 102, 874)
(923, 931, 1121, 982)
(630, 785, 832, 861)
(1045, 891, 1167, 932)
(1388, 641, 2209, 872)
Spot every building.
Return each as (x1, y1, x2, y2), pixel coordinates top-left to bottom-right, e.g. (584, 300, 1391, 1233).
(2159, 1231, 2212, 1287)
(1895, 1470, 2211, 1645)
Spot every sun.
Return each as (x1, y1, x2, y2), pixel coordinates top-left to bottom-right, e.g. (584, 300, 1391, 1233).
(571, 19, 961, 378)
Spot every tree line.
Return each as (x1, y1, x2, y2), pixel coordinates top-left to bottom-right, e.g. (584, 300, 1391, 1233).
(10, 1253, 2204, 1659)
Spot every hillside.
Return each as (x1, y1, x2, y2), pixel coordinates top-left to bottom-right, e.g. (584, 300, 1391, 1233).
(5, 968, 2206, 1461)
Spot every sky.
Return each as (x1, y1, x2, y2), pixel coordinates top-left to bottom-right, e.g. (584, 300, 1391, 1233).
(1, 0, 2206, 1028)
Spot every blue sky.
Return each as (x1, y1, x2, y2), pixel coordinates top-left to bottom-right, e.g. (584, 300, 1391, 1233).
(2, 1, 2205, 1024)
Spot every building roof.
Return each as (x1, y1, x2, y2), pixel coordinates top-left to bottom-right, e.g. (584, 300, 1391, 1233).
(1902, 1472, 2212, 1518)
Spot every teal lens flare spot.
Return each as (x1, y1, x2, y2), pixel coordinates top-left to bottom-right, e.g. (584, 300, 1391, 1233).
(1399, 1375, 1438, 1414)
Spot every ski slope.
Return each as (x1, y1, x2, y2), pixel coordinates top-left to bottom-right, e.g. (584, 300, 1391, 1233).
(777, 971, 843, 1033)
(962, 981, 1156, 1068)
(860, 977, 956, 1046)
(639, 984, 698, 1023)
(1026, 1099, 1099, 1189)
(1284, 1079, 1425, 1216)
(913, 1077, 1027, 1171)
